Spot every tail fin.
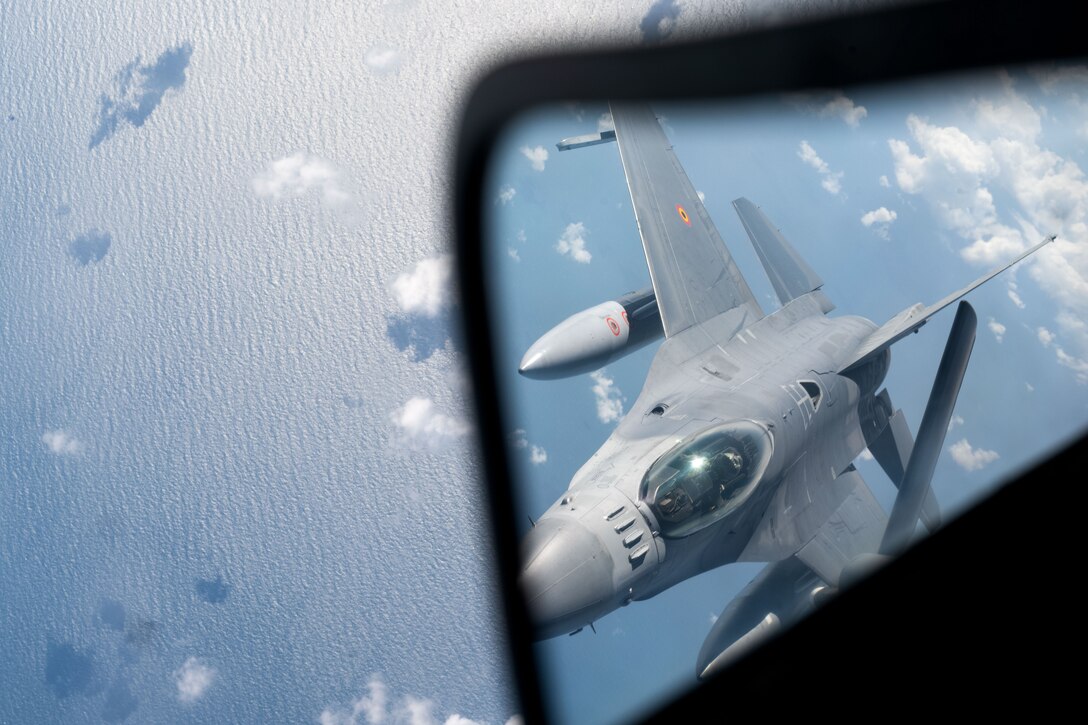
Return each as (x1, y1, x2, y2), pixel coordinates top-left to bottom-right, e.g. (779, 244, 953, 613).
(733, 198, 825, 308)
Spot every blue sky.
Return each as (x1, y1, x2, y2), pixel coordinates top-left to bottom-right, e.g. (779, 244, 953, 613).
(487, 66, 1088, 724)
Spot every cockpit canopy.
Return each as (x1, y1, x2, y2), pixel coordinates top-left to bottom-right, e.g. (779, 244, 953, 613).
(640, 420, 773, 538)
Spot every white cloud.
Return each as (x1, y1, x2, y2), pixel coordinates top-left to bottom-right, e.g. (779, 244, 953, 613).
(516, 229, 526, 243)
(949, 438, 999, 471)
(399, 696, 435, 725)
(818, 92, 868, 127)
(861, 207, 897, 226)
(320, 678, 505, 725)
(556, 222, 591, 264)
(320, 677, 387, 725)
(42, 430, 83, 455)
(497, 185, 516, 205)
(960, 228, 1026, 266)
(175, 657, 215, 704)
(590, 369, 624, 423)
(510, 429, 547, 464)
(1044, 316, 1088, 382)
(252, 153, 352, 208)
(520, 145, 549, 171)
(798, 141, 843, 195)
(1056, 346, 1088, 383)
(1026, 382, 1035, 392)
(1033, 65, 1088, 93)
(885, 76, 1088, 374)
(364, 48, 401, 73)
(392, 255, 453, 317)
(988, 318, 1006, 342)
(788, 91, 868, 127)
(860, 207, 897, 239)
(1007, 279, 1026, 309)
(503, 717, 525, 725)
(820, 175, 842, 195)
(507, 247, 520, 262)
(879, 175, 890, 188)
(444, 717, 484, 725)
(798, 140, 829, 173)
(391, 397, 471, 445)
(597, 112, 614, 132)
(948, 415, 965, 431)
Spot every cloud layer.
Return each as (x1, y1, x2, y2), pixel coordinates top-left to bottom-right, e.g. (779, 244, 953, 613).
(887, 71, 1088, 380)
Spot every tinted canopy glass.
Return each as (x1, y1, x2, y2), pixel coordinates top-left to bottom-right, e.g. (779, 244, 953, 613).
(640, 421, 773, 537)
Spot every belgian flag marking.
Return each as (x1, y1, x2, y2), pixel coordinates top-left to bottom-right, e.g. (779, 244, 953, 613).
(676, 204, 692, 226)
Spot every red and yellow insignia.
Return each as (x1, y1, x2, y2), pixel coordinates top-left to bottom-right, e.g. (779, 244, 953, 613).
(676, 204, 692, 226)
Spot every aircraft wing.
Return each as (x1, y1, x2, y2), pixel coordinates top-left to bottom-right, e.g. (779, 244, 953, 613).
(701, 466, 887, 677)
(793, 467, 887, 586)
(841, 235, 1054, 374)
(741, 465, 886, 587)
(610, 103, 763, 338)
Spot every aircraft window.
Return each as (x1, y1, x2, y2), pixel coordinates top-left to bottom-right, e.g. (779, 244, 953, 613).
(800, 381, 821, 409)
(640, 420, 773, 537)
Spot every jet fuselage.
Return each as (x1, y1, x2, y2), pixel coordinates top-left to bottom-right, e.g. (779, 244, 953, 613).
(520, 292, 884, 638)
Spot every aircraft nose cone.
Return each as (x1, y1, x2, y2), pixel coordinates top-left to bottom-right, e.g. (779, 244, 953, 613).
(520, 517, 615, 639)
(518, 344, 547, 377)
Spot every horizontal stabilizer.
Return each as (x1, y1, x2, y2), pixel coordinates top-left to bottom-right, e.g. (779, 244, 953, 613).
(557, 129, 616, 151)
(842, 235, 1053, 374)
(733, 198, 825, 307)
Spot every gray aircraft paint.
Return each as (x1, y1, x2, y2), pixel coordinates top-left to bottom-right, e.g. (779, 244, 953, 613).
(518, 104, 1051, 675)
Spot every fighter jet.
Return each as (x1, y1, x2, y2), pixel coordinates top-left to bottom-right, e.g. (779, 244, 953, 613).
(516, 103, 1052, 679)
